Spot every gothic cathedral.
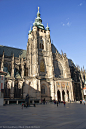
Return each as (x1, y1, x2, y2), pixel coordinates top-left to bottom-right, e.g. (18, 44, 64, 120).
(0, 7, 74, 104)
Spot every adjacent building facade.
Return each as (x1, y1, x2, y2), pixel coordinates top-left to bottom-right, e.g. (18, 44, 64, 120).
(0, 7, 84, 104)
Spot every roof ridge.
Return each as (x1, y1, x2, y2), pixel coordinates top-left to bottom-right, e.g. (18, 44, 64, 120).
(0, 45, 26, 51)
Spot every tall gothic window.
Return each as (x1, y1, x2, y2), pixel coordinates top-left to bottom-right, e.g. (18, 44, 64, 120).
(42, 44, 44, 49)
(40, 60, 45, 72)
(40, 43, 44, 49)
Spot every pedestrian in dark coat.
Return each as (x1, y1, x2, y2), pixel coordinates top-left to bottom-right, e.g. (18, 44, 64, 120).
(57, 101, 58, 107)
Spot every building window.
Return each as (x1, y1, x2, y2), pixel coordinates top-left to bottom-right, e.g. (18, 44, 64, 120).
(40, 43, 44, 49)
(42, 44, 44, 49)
(41, 86, 45, 94)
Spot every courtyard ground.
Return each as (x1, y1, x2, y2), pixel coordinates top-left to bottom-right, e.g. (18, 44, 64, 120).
(0, 102, 86, 129)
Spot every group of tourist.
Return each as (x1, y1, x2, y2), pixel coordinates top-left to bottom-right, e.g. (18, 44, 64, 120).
(54, 100, 66, 107)
(80, 99, 86, 105)
(41, 98, 47, 104)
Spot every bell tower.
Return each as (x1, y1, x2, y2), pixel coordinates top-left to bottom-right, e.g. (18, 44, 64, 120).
(26, 7, 54, 78)
(26, 7, 55, 100)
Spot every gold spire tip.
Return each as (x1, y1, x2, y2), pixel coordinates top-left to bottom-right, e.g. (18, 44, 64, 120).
(38, 7, 39, 11)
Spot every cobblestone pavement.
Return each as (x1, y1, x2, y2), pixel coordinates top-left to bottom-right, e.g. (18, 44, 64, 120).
(0, 103, 86, 129)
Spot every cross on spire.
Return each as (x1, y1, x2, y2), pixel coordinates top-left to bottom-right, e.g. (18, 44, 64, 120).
(38, 7, 39, 11)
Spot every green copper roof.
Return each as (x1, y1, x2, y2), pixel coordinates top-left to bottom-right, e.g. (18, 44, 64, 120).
(0, 45, 26, 58)
(33, 7, 45, 30)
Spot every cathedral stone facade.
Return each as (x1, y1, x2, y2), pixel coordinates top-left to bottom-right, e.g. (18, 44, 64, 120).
(0, 8, 75, 104)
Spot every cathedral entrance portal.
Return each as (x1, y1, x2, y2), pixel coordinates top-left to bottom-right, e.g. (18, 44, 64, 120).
(41, 81, 50, 101)
(62, 90, 65, 101)
(57, 90, 61, 101)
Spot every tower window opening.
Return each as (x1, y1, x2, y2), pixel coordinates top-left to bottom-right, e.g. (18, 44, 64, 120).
(42, 44, 44, 49)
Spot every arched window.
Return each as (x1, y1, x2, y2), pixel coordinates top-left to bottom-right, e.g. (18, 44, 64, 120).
(40, 60, 45, 72)
(14, 82, 23, 98)
(42, 44, 44, 49)
(41, 86, 45, 94)
(26, 68, 28, 76)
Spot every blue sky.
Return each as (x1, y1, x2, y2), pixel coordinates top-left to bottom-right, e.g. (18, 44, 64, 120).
(0, 0, 86, 69)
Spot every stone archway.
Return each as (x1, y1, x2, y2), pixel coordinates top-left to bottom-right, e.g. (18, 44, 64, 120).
(41, 85, 45, 94)
(62, 90, 65, 101)
(41, 81, 50, 101)
(57, 90, 61, 101)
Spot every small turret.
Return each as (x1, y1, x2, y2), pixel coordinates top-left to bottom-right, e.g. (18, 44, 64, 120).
(46, 23, 49, 31)
(1, 51, 4, 71)
(11, 53, 14, 78)
(28, 27, 32, 39)
(46, 23, 50, 37)
(21, 58, 24, 78)
(29, 27, 31, 34)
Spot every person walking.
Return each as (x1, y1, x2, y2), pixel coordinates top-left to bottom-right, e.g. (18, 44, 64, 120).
(21, 102, 24, 109)
(25, 102, 27, 108)
(41, 99, 43, 104)
(63, 101, 65, 107)
(59, 101, 60, 104)
(84, 100, 85, 105)
(57, 101, 58, 107)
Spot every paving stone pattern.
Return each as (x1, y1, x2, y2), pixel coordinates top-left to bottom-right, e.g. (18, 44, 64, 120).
(0, 103, 86, 129)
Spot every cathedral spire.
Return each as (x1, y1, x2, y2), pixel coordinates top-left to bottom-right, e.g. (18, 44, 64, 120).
(33, 7, 45, 30)
(37, 7, 40, 17)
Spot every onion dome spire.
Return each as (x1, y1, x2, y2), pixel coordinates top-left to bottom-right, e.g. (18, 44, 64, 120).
(33, 7, 45, 30)
(46, 23, 49, 31)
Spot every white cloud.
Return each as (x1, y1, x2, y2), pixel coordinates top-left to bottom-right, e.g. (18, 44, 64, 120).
(61, 21, 71, 27)
(67, 22, 69, 26)
(67, 22, 71, 27)
(66, 18, 69, 20)
(78, 3, 82, 6)
(61, 22, 65, 26)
